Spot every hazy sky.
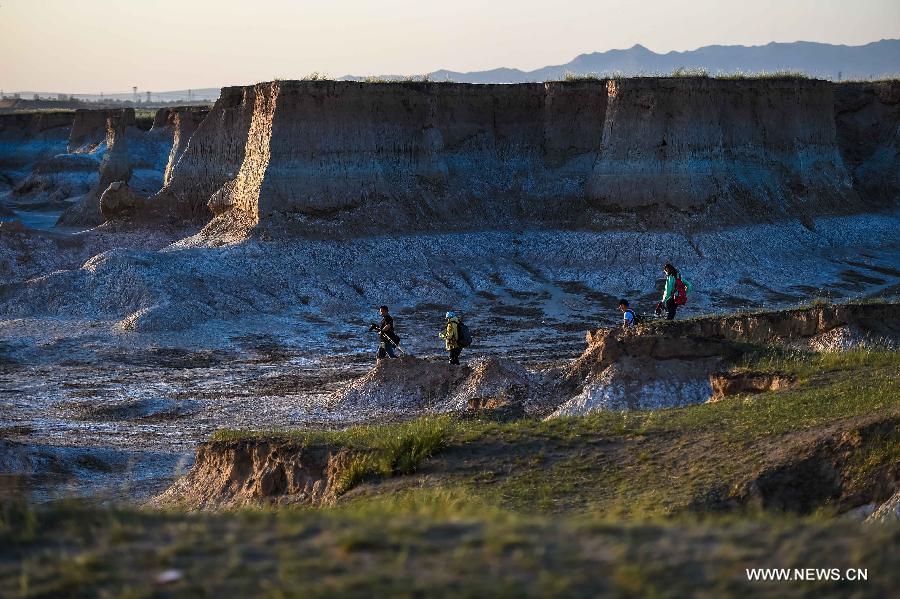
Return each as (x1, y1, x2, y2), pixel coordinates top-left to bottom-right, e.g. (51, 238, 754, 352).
(2, 0, 898, 93)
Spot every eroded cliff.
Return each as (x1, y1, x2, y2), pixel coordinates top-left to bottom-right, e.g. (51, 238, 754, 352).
(149, 78, 894, 238)
(834, 81, 900, 204)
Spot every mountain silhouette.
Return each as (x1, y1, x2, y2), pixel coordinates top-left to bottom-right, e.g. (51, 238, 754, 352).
(347, 39, 900, 83)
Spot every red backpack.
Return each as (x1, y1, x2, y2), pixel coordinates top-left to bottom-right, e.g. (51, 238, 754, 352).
(674, 277, 688, 306)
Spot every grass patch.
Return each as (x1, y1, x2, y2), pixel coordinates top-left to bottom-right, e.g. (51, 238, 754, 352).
(668, 67, 710, 78)
(363, 74, 437, 83)
(299, 72, 331, 81)
(562, 72, 605, 82)
(716, 70, 810, 80)
(609, 349, 898, 439)
(133, 109, 155, 130)
(214, 416, 453, 495)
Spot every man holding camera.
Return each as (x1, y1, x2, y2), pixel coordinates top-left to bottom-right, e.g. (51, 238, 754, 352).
(370, 305, 401, 361)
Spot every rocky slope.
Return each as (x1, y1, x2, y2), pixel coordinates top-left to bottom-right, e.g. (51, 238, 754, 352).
(141, 78, 898, 238)
(834, 80, 900, 204)
(552, 302, 900, 415)
(0, 106, 205, 224)
(57, 110, 135, 225)
(3, 210, 897, 337)
(299, 302, 900, 418)
(0, 112, 74, 200)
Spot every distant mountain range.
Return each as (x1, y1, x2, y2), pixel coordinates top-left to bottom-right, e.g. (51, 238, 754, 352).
(350, 39, 900, 83)
(14, 39, 899, 102)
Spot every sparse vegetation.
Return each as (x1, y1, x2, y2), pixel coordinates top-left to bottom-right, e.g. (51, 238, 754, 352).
(362, 74, 438, 84)
(212, 348, 899, 513)
(0, 108, 76, 115)
(299, 72, 331, 81)
(562, 72, 605, 82)
(133, 109, 155, 130)
(1, 497, 897, 597)
(839, 75, 900, 83)
(214, 415, 453, 494)
(715, 70, 810, 80)
(668, 66, 710, 78)
(2, 347, 898, 594)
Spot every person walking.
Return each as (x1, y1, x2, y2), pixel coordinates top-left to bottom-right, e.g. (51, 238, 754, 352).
(370, 305, 401, 360)
(618, 299, 636, 328)
(657, 262, 690, 320)
(439, 311, 463, 365)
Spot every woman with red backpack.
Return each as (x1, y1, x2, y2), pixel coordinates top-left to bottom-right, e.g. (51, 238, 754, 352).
(657, 262, 691, 320)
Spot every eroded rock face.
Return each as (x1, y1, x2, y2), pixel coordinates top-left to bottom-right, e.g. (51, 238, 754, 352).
(68, 108, 135, 154)
(834, 81, 900, 204)
(162, 107, 210, 187)
(708, 371, 796, 402)
(57, 110, 134, 226)
(551, 302, 900, 417)
(737, 416, 900, 514)
(2, 106, 193, 221)
(0, 112, 75, 206)
(0, 112, 73, 169)
(149, 78, 885, 238)
(150, 107, 178, 131)
(868, 488, 900, 522)
(151, 87, 258, 221)
(99, 181, 142, 220)
(150, 440, 353, 509)
(11, 153, 99, 210)
(590, 78, 855, 223)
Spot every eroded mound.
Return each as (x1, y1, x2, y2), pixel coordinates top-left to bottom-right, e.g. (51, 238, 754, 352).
(551, 302, 900, 417)
(61, 397, 197, 422)
(149, 440, 352, 509)
(736, 415, 899, 514)
(0, 439, 178, 501)
(329, 355, 537, 415)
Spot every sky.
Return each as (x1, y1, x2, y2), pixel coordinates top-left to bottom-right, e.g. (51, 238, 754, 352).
(1, 0, 899, 93)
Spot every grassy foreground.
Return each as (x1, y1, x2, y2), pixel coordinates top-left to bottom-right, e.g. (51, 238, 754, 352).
(1, 500, 897, 598)
(2, 349, 898, 597)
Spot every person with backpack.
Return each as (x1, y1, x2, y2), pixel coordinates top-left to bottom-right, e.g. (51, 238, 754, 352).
(657, 262, 691, 320)
(619, 299, 636, 328)
(439, 311, 465, 365)
(370, 305, 401, 360)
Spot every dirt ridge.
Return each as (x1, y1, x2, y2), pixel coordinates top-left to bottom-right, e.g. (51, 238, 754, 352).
(150, 440, 354, 509)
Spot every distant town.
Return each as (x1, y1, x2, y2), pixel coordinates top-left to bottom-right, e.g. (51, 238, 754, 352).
(0, 88, 214, 112)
